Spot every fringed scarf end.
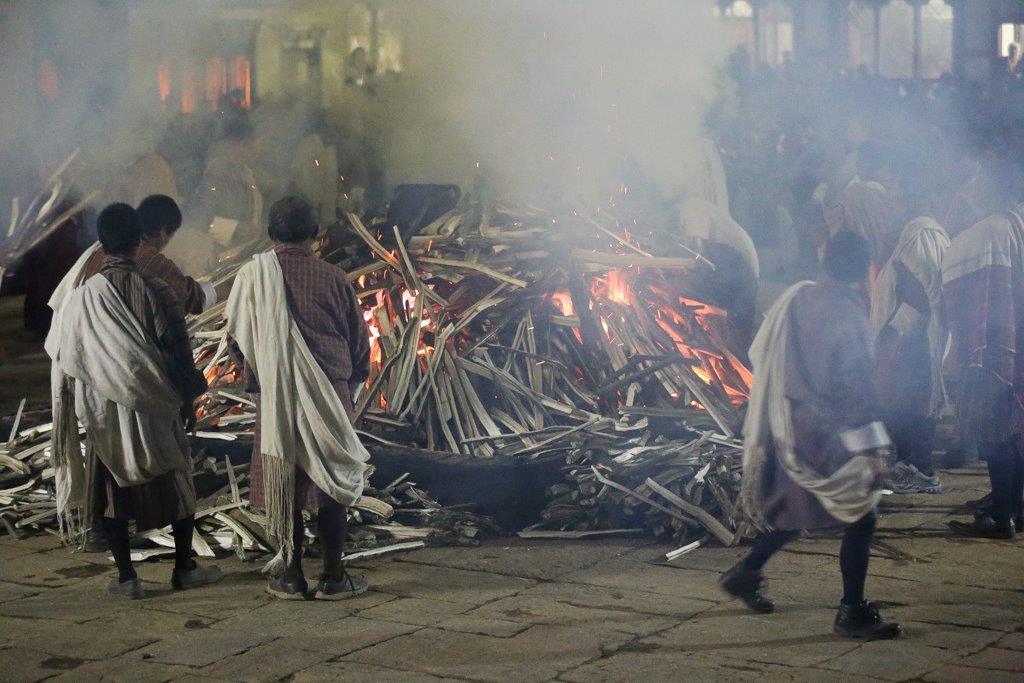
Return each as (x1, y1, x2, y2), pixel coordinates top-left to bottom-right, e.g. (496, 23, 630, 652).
(262, 453, 296, 565)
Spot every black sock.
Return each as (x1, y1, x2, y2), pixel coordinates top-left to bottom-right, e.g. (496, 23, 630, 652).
(840, 513, 876, 605)
(741, 529, 797, 573)
(319, 503, 347, 581)
(171, 517, 196, 573)
(101, 517, 136, 583)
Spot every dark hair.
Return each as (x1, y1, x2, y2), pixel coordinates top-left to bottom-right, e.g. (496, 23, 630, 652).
(136, 194, 182, 238)
(267, 196, 318, 243)
(824, 231, 871, 283)
(97, 203, 143, 256)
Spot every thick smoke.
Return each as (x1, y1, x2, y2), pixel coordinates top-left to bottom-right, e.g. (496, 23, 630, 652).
(382, 1, 729, 206)
(0, 0, 727, 216)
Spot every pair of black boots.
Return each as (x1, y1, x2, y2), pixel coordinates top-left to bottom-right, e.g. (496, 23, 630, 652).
(718, 564, 902, 640)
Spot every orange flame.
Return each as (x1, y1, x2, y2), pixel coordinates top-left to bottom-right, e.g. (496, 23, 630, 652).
(550, 291, 575, 316)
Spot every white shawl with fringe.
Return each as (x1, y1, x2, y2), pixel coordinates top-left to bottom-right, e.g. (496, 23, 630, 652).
(45, 274, 192, 536)
(225, 251, 368, 561)
(741, 281, 888, 530)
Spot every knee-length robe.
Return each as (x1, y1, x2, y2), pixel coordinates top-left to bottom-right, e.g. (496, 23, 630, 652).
(942, 207, 1024, 442)
(47, 256, 207, 532)
(742, 281, 889, 531)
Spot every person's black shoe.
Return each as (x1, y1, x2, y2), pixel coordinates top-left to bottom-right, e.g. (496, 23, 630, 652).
(82, 528, 109, 553)
(719, 563, 775, 613)
(948, 515, 1015, 539)
(266, 574, 309, 601)
(172, 563, 223, 590)
(314, 571, 369, 601)
(834, 601, 901, 640)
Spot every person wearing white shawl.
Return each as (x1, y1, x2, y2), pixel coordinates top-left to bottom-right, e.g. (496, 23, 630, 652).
(720, 232, 901, 640)
(871, 216, 950, 492)
(46, 203, 221, 599)
(226, 197, 371, 601)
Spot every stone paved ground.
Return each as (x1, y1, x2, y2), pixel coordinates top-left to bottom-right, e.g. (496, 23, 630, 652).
(1, 468, 1022, 682)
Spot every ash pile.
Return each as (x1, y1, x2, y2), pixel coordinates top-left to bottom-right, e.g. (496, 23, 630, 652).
(2, 179, 753, 561)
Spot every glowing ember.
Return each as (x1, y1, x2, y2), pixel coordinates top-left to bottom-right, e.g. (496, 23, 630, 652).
(550, 291, 575, 316)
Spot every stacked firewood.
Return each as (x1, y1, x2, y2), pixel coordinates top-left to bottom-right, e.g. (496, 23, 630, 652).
(0, 151, 97, 281)
(0, 401, 498, 557)
(1, 196, 753, 550)
(189, 201, 751, 544)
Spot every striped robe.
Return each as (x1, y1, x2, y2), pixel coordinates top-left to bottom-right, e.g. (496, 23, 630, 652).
(942, 207, 1024, 442)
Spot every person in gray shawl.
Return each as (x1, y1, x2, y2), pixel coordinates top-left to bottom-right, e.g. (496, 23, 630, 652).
(719, 231, 901, 640)
(46, 204, 222, 599)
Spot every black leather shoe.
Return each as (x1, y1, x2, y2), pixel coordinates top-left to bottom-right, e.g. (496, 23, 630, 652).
(266, 574, 309, 601)
(949, 515, 1015, 539)
(719, 563, 775, 613)
(834, 601, 901, 639)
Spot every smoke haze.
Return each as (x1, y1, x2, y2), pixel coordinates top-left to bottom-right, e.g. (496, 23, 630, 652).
(1, 0, 728, 214)
(383, 1, 729, 205)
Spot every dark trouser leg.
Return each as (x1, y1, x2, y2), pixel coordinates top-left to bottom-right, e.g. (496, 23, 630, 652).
(888, 412, 935, 474)
(1010, 440, 1024, 519)
(905, 417, 936, 475)
(839, 512, 876, 606)
(319, 501, 348, 581)
(980, 440, 1016, 524)
(742, 529, 799, 573)
(171, 516, 196, 573)
(101, 517, 136, 583)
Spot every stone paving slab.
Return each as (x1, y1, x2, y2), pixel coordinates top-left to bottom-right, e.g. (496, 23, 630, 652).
(129, 628, 275, 667)
(394, 538, 647, 581)
(460, 584, 685, 637)
(954, 647, 1024, 673)
(343, 623, 634, 682)
(208, 591, 397, 636)
(197, 640, 334, 682)
(3, 615, 157, 660)
(47, 656, 192, 682)
(0, 647, 89, 683)
(923, 664, 1024, 682)
(273, 615, 419, 658)
(364, 561, 537, 606)
(819, 640, 955, 681)
(466, 579, 715, 623)
(292, 661, 462, 682)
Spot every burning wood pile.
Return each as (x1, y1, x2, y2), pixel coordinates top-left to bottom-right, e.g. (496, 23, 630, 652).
(1, 192, 754, 554)
(192, 200, 753, 547)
